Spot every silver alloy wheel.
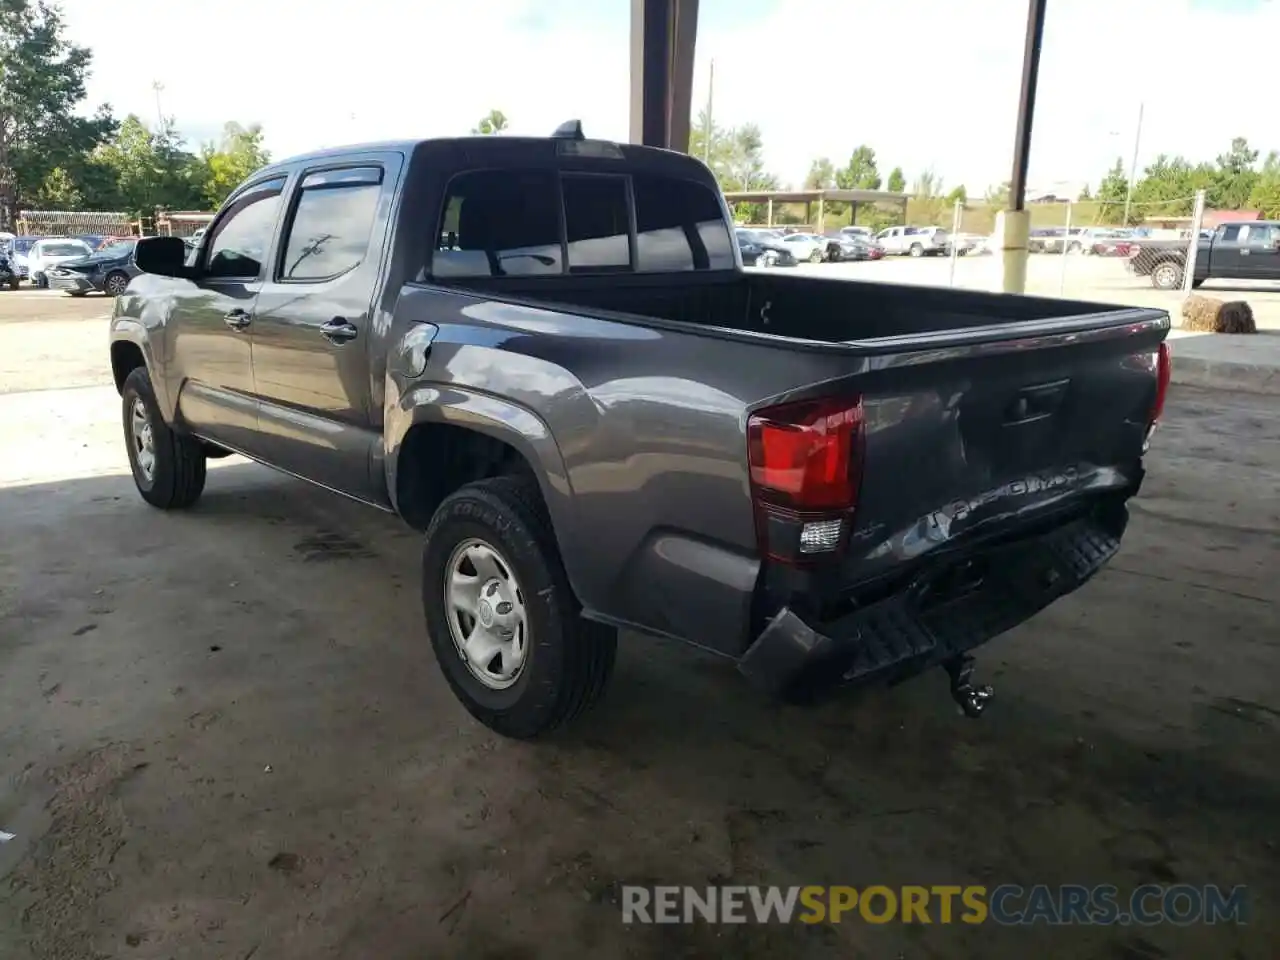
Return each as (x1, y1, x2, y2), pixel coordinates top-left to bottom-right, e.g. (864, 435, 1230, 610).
(130, 397, 156, 481)
(106, 273, 129, 296)
(444, 538, 529, 690)
(1153, 263, 1180, 289)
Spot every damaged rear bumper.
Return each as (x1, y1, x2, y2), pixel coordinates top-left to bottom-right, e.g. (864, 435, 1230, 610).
(738, 513, 1124, 697)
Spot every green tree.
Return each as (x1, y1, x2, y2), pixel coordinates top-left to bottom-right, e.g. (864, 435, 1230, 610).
(31, 165, 81, 208)
(0, 0, 116, 227)
(804, 157, 835, 190)
(886, 167, 906, 193)
(1248, 151, 1280, 218)
(91, 115, 204, 219)
(912, 169, 942, 199)
(945, 184, 968, 206)
(1210, 136, 1259, 210)
(471, 109, 509, 135)
(199, 122, 271, 208)
(1095, 159, 1130, 224)
(984, 180, 1012, 208)
(836, 145, 881, 190)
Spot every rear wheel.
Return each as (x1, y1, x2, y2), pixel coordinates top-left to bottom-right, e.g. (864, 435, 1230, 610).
(1151, 261, 1183, 290)
(422, 476, 617, 739)
(121, 366, 207, 509)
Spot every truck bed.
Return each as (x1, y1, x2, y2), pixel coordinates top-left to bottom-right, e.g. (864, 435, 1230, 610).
(414, 271, 1168, 652)
(445, 270, 1142, 345)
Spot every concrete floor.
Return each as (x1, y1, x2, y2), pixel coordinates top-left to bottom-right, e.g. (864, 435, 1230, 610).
(1, 294, 1278, 959)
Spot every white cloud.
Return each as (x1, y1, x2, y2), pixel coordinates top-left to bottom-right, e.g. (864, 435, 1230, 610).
(60, 0, 1279, 197)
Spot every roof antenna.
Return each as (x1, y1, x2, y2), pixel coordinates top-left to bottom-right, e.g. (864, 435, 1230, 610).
(551, 119, 584, 140)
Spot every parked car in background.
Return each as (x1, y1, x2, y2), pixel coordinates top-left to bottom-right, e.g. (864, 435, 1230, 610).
(824, 234, 879, 262)
(47, 238, 140, 297)
(736, 229, 798, 268)
(875, 225, 949, 257)
(839, 225, 874, 242)
(0, 249, 19, 290)
(1128, 220, 1280, 289)
(27, 237, 94, 288)
(775, 232, 827, 264)
(1072, 228, 1133, 257)
(947, 233, 984, 256)
(5, 235, 35, 281)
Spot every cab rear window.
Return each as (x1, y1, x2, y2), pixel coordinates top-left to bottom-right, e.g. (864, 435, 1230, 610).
(432, 169, 734, 279)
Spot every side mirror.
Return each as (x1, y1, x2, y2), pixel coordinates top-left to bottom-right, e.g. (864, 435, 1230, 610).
(134, 236, 191, 278)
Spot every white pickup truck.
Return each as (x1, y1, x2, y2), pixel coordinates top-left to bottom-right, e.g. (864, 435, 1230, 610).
(874, 225, 950, 257)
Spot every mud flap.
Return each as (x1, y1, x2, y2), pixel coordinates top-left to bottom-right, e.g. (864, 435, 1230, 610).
(737, 607, 839, 697)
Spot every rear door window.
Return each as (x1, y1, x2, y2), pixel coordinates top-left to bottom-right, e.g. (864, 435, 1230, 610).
(434, 169, 563, 278)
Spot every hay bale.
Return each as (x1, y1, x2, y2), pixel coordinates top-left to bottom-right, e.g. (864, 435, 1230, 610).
(1180, 295, 1256, 334)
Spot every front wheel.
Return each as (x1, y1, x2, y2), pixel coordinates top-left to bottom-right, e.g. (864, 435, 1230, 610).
(808, 248, 823, 264)
(909, 243, 924, 257)
(121, 366, 207, 509)
(422, 476, 617, 739)
(759, 252, 777, 269)
(1151, 261, 1183, 290)
(104, 271, 130, 296)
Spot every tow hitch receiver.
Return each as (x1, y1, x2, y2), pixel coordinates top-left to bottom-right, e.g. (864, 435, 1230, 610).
(945, 654, 994, 718)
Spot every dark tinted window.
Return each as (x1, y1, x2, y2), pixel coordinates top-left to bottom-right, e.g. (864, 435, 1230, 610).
(205, 179, 285, 279)
(633, 174, 734, 271)
(433, 169, 562, 278)
(1220, 225, 1243, 242)
(279, 167, 382, 281)
(563, 175, 630, 272)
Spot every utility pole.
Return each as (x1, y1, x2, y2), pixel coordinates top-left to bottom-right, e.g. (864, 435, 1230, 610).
(1122, 101, 1144, 227)
(151, 81, 166, 131)
(702, 58, 714, 165)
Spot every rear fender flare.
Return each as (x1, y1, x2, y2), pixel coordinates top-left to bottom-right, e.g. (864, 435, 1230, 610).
(385, 386, 586, 599)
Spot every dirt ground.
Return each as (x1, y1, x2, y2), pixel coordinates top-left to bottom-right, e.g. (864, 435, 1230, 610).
(1, 295, 1278, 959)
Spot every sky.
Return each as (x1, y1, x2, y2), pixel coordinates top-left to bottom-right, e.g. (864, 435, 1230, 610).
(58, 0, 1280, 197)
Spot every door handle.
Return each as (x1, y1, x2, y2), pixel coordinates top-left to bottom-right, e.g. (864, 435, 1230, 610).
(320, 317, 359, 344)
(223, 309, 252, 330)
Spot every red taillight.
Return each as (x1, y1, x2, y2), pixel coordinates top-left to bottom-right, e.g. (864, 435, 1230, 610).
(747, 396, 865, 562)
(1150, 341, 1171, 425)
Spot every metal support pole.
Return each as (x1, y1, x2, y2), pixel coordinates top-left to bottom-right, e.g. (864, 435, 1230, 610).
(1123, 102, 1144, 228)
(949, 199, 963, 286)
(1009, 0, 1048, 213)
(1182, 190, 1206, 296)
(702, 59, 714, 164)
(629, 0, 699, 150)
(1059, 201, 1073, 296)
(767, 197, 773, 226)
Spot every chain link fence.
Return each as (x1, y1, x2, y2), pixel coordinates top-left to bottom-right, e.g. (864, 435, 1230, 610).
(12, 208, 218, 243)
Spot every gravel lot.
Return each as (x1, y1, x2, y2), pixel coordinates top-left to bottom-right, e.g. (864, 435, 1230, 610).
(1, 288, 1277, 959)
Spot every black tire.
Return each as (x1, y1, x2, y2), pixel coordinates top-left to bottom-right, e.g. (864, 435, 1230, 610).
(422, 476, 617, 739)
(909, 243, 924, 257)
(1151, 261, 1183, 290)
(104, 271, 130, 296)
(5, 277, 17, 291)
(121, 366, 207, 509)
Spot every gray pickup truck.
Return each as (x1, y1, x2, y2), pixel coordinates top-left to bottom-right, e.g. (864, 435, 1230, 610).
(1129, 220, 1280, 289)
(110, 124, 1173, 738)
